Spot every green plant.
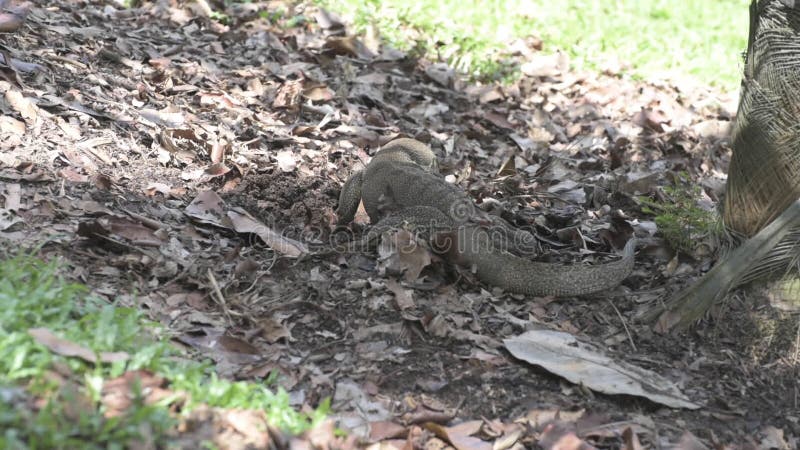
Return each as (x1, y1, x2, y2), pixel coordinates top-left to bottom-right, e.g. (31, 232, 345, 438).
(0, 253, 326, 447)
(639, 173, 717, 254)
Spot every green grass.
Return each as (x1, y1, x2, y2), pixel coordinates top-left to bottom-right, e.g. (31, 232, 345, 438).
(0, 253, 326, 449)
(639, 173, 719, 254)
(314, 0, 750, 90)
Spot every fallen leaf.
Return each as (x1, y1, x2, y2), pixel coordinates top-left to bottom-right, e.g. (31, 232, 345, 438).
(77, 216, 165, 247)
(425, 63, 455, 87)
(0, 115, 25, 137)
(185, 190, 231, 228)
(227, 208, 308, 256)
(102, 370, 173, 418)
(377, 230, 432, 282)
(139, 108, 185, 128)
(258, 316, 292, 343)
(276, 150, 297, 172)
(29, 328, 129, 364)
(2, 183, 21, 211)
(369, 421, 407, 441)
(504, 330, 700, 410)
(424, 421, 491, 450)
(323, 36, 375, 59)
(6, 89, 38, 123)
(383, 279, 413, 310)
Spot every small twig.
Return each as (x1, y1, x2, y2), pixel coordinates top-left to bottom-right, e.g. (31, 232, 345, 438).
(123, 208, 166, 231)
(299, 336, 348, 364)
(608, 299, 636, 352)
(93, 233, 151, 254)
(207, 269, 232, 325)
(46, 53, 88, 70)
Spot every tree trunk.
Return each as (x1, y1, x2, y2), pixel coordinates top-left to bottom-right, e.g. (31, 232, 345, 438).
(652, 0, 800, 331)
(723, 0, 800, 236)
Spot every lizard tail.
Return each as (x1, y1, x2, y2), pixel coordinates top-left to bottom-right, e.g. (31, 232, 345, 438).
(459, 229, 636, 296)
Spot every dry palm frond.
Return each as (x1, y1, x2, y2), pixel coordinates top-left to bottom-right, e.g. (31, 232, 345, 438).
(653, 199, 800, 331)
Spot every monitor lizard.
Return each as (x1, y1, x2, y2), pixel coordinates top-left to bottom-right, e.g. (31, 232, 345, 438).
(336, 138, 635, 296)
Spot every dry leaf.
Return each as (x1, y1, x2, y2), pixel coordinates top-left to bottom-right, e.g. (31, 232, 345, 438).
(424, 422, 491, 450)
(369, 421, 407, 441)
(29, 328, 129, 364)
(185, 190, 230, 228)
(5, 89, 37, 123)
(276, 150, 297, 172)
(259, 316, 291, 343)
(386, 279, 415, 310)
(227, 208, 308, 256)
(504, 330, 699, 409)
(377, 230, 432, 282)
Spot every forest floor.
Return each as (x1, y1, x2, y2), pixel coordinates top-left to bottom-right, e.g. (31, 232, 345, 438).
(1, 0, 798, 448)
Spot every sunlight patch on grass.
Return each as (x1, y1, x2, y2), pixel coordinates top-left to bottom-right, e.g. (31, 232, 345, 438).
(315, 0, 749, 90)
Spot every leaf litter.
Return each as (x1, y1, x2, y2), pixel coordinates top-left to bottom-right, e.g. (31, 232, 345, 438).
(0, 0, 797, 448)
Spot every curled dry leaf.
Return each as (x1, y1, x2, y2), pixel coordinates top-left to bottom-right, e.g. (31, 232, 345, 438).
(258, 316, 292, 343)
(77, 216, 165, 247)
(227, 208, 308, 257)
(28, 328, 129, 364)
(377, 229, 432, 282)
(185, 191, 307, 256)
(5, 89, 37, 123)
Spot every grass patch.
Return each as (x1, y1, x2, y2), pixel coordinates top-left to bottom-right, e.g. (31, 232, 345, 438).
(314, 0, 750, 90)
(639, 173, 718, 254)
(0, 253, 326, 448)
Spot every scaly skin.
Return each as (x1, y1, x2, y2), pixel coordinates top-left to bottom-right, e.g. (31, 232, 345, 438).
(336, 138, 635, 296)
(337, 138, 439, 224)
